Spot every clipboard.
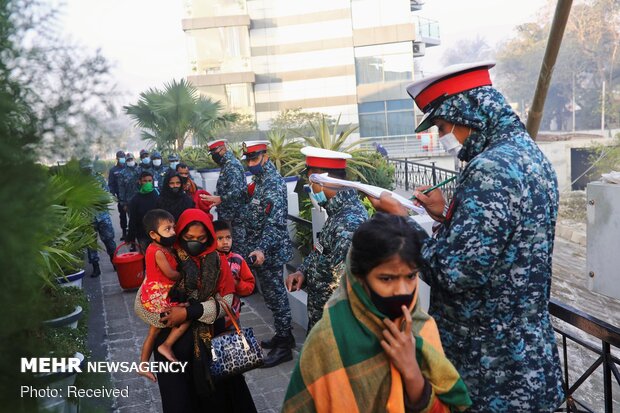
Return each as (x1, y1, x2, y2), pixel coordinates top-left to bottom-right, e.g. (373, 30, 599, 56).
(309, 173, 427, 215)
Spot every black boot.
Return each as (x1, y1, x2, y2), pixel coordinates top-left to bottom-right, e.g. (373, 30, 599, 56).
(109, 253, 116, 271)
(120, 229, 127, 241)
(261, 345, 293, 368)
(91, 262, 101, 278)
(261, 333, 295, 350)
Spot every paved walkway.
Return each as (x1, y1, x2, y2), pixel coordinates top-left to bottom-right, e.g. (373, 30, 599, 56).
(83, 209, 620, 412)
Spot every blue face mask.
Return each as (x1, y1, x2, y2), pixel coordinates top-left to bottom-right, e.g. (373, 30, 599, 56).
(248, 164, 263, 175)
(248, 156, 264, 175)
(310, 186, 328, 205)
(118, 158, 126, 164)
(142, 157, 151, 164)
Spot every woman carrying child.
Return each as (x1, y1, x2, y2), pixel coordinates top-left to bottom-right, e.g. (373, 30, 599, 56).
(136, 209, 188, 381)
(150, 208, 257, 413)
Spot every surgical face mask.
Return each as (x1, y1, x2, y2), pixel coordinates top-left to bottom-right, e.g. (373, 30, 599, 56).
(126, 160, 136, 167)
(152, 159, 162, 167)
(118, 158, 126, 164)
(310, 186, 328, 205)
(368, 287, 415, 320)
(439, 124, 463, 156)
(142, 157, 151, 165)
(169, 161, 179, 170)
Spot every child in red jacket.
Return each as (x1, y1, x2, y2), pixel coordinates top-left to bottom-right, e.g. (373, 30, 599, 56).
(213, 220, 255, 325)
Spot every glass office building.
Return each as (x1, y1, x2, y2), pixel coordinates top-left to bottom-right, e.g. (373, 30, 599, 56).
(183, 0, 439, 138)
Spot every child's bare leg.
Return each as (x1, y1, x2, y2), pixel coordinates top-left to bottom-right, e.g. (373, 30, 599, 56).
(139, 326, 160, 382)
(157, 321, 190, 362)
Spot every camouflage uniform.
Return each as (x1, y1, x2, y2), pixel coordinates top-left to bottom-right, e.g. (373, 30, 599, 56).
(137, 163, 154, 178)
(421, 86, 563, 412)
(298, 189, 367, 331)
(118, 165, 140, 206)
(87, 174, 116, 264)
(108, 163, 127, 233)
(244, 160, 293, 337)
(151, 165, 169, 190)
(216, 150, 248, 257)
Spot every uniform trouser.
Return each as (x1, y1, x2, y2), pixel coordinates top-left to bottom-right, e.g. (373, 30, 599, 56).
(87, 214, 117, 263)
(117, 202, 128, 231)
(254, 264, 292, 337)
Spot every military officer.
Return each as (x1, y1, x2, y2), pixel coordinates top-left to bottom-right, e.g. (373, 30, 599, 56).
(285, 147, 368, 332)
(137, 148, 153, 175)
(80, 159, 116, 277)
(118, 152, 140, 215)
(150, 151, 168, 189)
(167, 153, 180, 172)
(108, 150, 127, 239)
(200, 139, 248, 256)
(242, 140, 294, 368)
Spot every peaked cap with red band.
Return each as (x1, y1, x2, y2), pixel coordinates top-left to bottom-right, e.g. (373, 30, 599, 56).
(407, 61, 495, 132)
(207, 139, 227, 151)
(242, 140, 269, 160)
(301, 146, 351, 170)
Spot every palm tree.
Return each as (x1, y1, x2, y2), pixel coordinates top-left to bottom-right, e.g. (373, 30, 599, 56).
(124, 79, 237, 151)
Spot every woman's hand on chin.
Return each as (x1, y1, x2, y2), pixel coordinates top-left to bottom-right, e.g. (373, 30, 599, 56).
(161, 306, 188, 327)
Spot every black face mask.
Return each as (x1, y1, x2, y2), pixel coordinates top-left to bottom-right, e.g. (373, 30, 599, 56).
(180, 176, 189, 185)
(180, 239, 208, 256)
(157, 233, 177, 247)
(211, 152, 223, 165)
(169, 187, 182, 195)
(368, 287, 415, 320)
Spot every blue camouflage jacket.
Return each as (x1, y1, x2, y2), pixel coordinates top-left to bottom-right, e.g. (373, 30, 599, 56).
(298, 189, 367, 287)
(107, 164, 124, 197)
(118, 166, 140, 203)
(216, 151, 248, 224)
(422, 86, 563, 413)
(244, 161, 292, 268)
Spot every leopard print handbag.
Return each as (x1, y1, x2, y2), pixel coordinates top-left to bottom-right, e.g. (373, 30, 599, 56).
(209, 300, 264, 379)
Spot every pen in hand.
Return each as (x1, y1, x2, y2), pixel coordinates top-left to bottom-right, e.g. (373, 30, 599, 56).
(410, 175, 457, 201)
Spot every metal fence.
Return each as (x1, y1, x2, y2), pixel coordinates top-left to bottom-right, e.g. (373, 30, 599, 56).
(359, 133, 445, 158)
(388, 158, 458, 202)
(551, 298, 620, 413)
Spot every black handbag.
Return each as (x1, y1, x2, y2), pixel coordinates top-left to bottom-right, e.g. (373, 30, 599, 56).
(209, 300, 264, 379)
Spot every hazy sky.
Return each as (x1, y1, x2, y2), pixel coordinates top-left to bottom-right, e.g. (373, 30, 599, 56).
(56, 0, 550, 108)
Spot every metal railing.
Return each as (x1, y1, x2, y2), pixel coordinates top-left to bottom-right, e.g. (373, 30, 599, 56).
(359, 134, 445, 158)
(389, 158, 458, 202)
(550, 298, 620, 412)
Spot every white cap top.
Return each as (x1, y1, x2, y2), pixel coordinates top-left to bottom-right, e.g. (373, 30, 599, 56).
(406, 60, 496, 107)
(300, 147, 352, 159)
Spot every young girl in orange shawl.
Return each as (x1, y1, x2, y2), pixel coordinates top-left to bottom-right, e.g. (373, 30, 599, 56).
(283, 213, 471, 413)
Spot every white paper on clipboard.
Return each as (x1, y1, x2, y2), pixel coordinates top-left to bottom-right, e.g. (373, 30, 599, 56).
(309, 173, 427, 215)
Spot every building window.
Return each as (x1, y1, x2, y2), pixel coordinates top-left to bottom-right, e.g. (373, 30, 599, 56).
(358, 99, 414, 138)
(354, 43, 413, 85)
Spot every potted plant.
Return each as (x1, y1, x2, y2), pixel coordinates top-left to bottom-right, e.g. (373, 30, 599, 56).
(42, 286, 86, 329)
(36, 287, 89, 413)
(41, 161, 112, 288)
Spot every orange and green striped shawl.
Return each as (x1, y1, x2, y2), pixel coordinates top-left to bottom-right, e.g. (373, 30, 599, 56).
(283, 262, 471, 413)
